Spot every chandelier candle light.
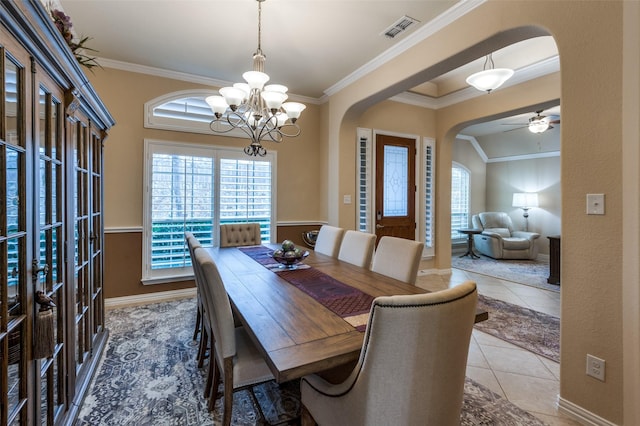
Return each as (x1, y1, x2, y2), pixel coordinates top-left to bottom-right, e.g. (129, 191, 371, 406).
(206, 0, 305, 157)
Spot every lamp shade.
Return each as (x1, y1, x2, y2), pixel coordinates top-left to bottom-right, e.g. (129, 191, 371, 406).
(466, 68, 514, 93)
(512, 192, 539, 208)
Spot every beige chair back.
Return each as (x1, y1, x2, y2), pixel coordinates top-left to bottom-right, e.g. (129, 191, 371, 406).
(195, 248, 236, 359)
(301, 281, 478, 426)
(314, 225, 345, 257)
(220, 223, 261, 247)
(371, 236, 423, 285)
(338, 230, 377, 268)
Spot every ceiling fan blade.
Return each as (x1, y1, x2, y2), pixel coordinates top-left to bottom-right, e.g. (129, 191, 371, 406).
(502, 126, 527, 133)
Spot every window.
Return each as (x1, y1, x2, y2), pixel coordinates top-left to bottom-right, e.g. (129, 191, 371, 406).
(356, 128, 435, 257)
(451, 162, 470, 240)
(142, 140, 275, 284)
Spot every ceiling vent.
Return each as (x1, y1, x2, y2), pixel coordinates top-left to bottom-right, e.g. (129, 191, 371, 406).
(381, 15, 420, 39)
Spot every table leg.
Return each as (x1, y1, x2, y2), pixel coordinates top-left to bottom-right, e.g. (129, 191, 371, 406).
(459, 233, 480, 259)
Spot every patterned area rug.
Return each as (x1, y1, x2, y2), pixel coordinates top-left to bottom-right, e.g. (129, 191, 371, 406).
(452, 255, 559, 292)
(477, 295, 560, 362)
(75, 298, 546, 425)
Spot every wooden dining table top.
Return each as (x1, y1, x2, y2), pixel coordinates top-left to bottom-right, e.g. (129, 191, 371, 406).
(206, 244, 488, 383)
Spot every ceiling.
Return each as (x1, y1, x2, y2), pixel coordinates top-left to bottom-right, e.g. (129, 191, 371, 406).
(55, 0, 561, 156)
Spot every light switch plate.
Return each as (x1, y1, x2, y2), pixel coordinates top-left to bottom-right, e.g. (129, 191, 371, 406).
(587, 194, 605, 215)
(343, 195, 352, 204)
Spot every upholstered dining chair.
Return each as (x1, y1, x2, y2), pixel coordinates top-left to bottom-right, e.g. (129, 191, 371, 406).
(194, 248, 274, 425)
(314, 225, 345, 257)
(370, 236, 424, 285)
(185, 232, 208, 367)
(338, 230, 377, 268)
(300, 281, 478, 426)
(219, 222, 262, 247)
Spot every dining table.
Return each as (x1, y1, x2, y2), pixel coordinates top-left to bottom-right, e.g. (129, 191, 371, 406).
(206, 244, 488, 383)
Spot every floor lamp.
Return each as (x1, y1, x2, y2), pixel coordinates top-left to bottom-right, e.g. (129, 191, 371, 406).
(512, 193, 539, 232)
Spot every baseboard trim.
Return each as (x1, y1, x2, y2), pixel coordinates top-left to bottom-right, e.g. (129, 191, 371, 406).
(558, 396, 619, 426)
(105, 288, 197, 308)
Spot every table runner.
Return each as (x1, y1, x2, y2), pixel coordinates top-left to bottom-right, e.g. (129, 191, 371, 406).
(239, 246, 373, 331)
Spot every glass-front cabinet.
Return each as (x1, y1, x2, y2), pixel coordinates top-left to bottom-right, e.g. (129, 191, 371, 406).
(0, 1, 113, 424)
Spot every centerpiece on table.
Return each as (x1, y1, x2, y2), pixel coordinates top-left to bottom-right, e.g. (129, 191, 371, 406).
(271, 240, 309, 269)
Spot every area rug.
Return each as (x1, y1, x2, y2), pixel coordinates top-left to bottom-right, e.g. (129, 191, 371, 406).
(452, 255, 560, 292)
(477, 294, 560, 363)
(75, 298, 546, 425)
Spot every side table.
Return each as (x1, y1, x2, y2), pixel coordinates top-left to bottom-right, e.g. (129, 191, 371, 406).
(547, 235, 561, 284)
(458, 228, 482, 259)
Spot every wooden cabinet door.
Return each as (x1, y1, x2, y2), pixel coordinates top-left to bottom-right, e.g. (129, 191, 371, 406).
(33, 66, 68, 426)
(1, 30, 33, 426)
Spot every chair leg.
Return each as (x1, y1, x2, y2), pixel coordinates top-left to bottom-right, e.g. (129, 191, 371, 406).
(219, 358, 234, 426)
(204, 334, 216, 398)
(301, 404, 317, 426)
(197, 327, 208, 368)
(193, 303, 201, 341)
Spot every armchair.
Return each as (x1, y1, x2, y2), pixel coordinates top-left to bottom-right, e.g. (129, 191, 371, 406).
(471, 212, 540, 260)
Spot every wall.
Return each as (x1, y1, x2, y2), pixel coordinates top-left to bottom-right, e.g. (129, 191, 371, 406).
(452, 138, 487, 226)
(323, 1, 629, 423)
(485, 156, 561, 255)
(88, 68, 324, 298)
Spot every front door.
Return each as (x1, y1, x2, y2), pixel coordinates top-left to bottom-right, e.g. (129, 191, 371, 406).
(375, 134, 416, 242)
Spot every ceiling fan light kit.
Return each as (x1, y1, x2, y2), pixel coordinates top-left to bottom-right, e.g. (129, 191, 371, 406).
(528, 115, 550, 133)
(205, 0, 305, 157)
(466, 53, 514, 93)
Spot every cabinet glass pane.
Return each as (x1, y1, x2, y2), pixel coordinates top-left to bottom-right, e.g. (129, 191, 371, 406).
(6, 324, 23, 417)
(6, 148, 20, 234)
(38, 88, 46, 153)
(51, 98, 60, 161)
(383, 145, 408, 217)
(4, 59, 21, 147)
(39, 158, 47, 226)
(6, 238, 20, 314)
(52, 163, 58, 222)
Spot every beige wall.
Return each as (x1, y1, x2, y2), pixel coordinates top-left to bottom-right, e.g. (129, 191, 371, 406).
(452, 138, 487, 226)
(86, 0, 640, 422)
(324, 1, 629, 423)
(89, 68, 324, 229)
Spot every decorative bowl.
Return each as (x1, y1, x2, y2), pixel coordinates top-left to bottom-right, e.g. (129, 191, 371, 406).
(272, 249, 309, 269)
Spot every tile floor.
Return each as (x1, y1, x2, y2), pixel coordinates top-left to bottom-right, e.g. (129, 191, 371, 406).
(416, 267, 581, 426)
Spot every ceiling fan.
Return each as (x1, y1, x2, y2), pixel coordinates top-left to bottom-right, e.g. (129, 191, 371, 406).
(502, 110, 561, 133)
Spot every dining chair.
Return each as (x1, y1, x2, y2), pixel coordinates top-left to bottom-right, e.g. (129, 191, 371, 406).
(337, 230, 377, 268)
(185, 232, 208, 367)
(301, 281, 478, 426)
(219, 222, 262, 247)
(370, 236, 424, 285)
(194, 248, 274, 425)
(313, 225, 345, 257)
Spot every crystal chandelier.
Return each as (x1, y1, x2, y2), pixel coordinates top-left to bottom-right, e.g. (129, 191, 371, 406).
(466, 53, 514, 94)
(205, 0, 305, 157)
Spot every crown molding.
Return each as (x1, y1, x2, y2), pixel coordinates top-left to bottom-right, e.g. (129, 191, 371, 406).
(456, 134, 560, 163)
(97, 57, 320, 105)
(391, 55, 560, 109)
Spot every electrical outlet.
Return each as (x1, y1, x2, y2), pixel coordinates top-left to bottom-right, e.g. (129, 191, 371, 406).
(586, 354, 606, 381)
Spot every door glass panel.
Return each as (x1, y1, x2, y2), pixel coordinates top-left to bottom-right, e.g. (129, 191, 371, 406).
(382, 145, 408, 217)
(4, 59, 20, 147)
(6, 239, 20, 313)
(51, 98, 59, 160)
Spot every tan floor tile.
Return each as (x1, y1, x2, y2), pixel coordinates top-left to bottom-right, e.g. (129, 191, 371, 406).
(465, 365, 506, 398)
(533, 412, 583, 425)
(479, 345, 557, 380)
(539, 356, 561, 380)
(494, 370, 560, 416)
(467, 339, 490, 368)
